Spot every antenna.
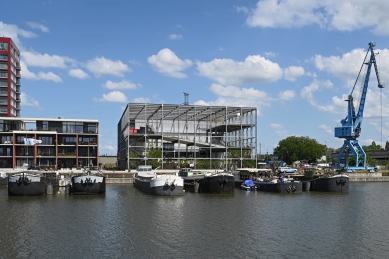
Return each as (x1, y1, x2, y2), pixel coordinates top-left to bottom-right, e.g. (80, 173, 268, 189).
(183, 92, 189, 105)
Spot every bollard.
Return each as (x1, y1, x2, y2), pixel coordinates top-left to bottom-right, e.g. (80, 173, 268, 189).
(194, 182, 199, 193)
(46, 184, 53, 195)
(65, 184, 70, 194)
(303, 181, 311, 191)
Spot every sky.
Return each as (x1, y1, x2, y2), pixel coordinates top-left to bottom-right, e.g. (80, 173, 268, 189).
(2, 0, 389, 156)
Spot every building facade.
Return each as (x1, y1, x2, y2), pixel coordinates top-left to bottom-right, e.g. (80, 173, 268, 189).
(117, 103, 257, 170)
(0, 117, 99, 169)
(0, 37, 21, 117)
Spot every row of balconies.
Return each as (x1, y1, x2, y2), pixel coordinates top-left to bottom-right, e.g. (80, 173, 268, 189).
(1, 141, 98, 145)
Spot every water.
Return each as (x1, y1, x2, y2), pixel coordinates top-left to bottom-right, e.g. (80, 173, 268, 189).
(1, 183, 389, 259)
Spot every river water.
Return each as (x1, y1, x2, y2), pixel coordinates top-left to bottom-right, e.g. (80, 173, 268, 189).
(0, 182, 388, 259)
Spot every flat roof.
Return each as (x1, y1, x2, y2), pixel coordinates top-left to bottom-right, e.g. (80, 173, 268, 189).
(124, 103, 257, 122)
(0, 117, 98, 123)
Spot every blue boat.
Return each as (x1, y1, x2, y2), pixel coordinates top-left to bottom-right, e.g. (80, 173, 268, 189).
(241, 179, 256, 191)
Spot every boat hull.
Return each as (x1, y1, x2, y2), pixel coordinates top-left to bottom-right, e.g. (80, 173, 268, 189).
(255, 181, 303, 193)
(181, 175, 204, 193)
(198, 174, 235, 194)
(8, 175, 46, 196)
(134, 175, 184, 196)
(309, 175, 349, 192)
(71, 175, 106, 194)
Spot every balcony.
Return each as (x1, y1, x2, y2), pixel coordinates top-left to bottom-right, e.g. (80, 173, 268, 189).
(16, 80, 20, 86)
(16, 72, 21, 78)
(16, 64, 21, 70)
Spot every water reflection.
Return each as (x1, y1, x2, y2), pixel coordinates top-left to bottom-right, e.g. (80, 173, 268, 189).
(1, 183, 389, 258)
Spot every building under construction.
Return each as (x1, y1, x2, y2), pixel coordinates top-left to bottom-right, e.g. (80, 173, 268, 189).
(117, 103, 257, 170)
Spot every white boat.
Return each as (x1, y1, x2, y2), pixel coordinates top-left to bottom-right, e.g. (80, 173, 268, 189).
(133, 165, 184, 196)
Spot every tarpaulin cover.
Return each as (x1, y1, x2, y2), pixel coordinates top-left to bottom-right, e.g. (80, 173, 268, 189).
(244, 180, 254, 185)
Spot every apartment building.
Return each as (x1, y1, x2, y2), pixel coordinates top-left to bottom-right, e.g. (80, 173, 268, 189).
(0, 37, 21, 117)
(0, 117, 99, 169)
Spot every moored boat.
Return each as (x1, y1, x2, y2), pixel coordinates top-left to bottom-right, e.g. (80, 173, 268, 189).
(255, 177, 303, 194)
(8, 171, 46, 196)
(133, 165, 184, 196)
(71, 167, 106, 194)
(309, 174, 349, 192)
(198, 172, 235, 194)
(178, 168, 205, 193)
(233, 167, 272, 188)
(241, 179, 256, 191)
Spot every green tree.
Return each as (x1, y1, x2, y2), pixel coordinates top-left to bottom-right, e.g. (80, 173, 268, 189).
(146, 148, 162, 169)
(385, 141, 389, 151)
(273, 136, 325, 164)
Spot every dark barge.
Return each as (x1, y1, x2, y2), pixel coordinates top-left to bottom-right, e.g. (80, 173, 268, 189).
(197, 172, 235, 194)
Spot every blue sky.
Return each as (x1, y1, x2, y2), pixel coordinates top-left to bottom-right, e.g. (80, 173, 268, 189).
(2, 0, 389, 156)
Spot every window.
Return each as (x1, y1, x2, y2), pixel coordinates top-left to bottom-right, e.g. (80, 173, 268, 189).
(38, 136, 53, 145)
(0, 81, 7, 86)
(0, 73, 7, 78)
(0, 98, 7, 104)
(0, 55, 7, 60)
(60, 136, 76, 145)
(1, 136, 12, 143)
(42, 121, 48, 130)
(0, 64, 7, 69)
(0, 43, 7, 51)
(85, 123, 97, 133)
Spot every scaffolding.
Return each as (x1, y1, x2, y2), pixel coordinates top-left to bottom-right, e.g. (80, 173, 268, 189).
(117, 103, 257, 170)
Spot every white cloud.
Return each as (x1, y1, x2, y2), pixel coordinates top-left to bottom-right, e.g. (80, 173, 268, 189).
(278, 90, 295, 100)
(196, 55, 283, 85)
(284, 66, 305, 81)
(103, 80, 139, 90)
(244, 0, 324, 28)
(241, 0, 389, 35)
(37, 71, 62, 83)
(300, 79, 335, 112)
(20, 61, 63, 82)
(267, 123, 288, 137)
(21, 92, 40, 107)
(314, 46, 389, 87)
(318, 124, 333, 135)
(22, 50, 74, 68)
(133, 97, 151, 103)
(86, 57, 131, 77)
(168, 34, 183, 40)
(20, 61, 39, 80)
(93, 91, 128, 103)
(263, 52, 277, 57)
(148, 48, 192, 78)
(269, 123, 283, 129)
(0, 21, 37, 46)
(26, 21, 49, 32)
(195, 84, 271, 115)
(68, 69, 89, 79)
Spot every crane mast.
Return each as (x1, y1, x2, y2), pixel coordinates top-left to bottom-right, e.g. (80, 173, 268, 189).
(335, 42, 384, 171)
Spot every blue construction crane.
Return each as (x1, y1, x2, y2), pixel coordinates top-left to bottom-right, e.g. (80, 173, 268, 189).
(335, 42, 384, 171)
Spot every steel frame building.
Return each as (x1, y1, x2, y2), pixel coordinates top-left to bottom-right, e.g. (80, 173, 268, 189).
(117, 103, 257, 170)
